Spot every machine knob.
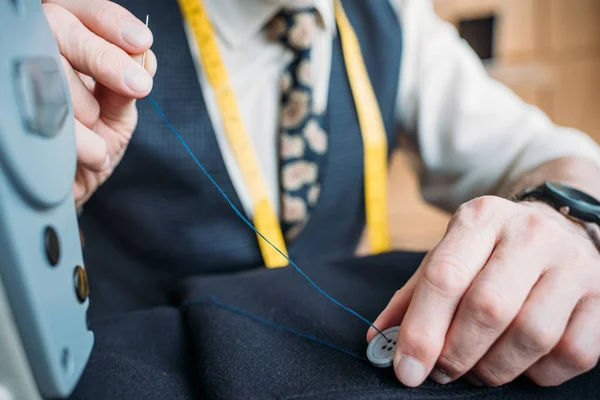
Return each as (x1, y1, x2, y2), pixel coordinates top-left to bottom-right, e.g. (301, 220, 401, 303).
(14, 58, 68, 138)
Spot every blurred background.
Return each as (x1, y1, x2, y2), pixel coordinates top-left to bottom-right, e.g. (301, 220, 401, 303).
(369, 0, 600, 254)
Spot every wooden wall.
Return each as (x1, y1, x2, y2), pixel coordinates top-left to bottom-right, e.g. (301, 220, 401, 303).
(434, 0, 600, 142)
(361, 0, 600, 254)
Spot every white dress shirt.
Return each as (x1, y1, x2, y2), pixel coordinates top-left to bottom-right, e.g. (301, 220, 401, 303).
(184, 0, 600, 218)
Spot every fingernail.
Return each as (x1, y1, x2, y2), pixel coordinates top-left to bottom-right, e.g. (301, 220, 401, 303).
(121, 20, 152, 47)
(466, 375, 485, 387)
(103, 154, 111, 170)
(429, 368, 452, 385)
(395, 356, 426, 387)
(124, 65, 152, 92)
(132, 54, 143, 66)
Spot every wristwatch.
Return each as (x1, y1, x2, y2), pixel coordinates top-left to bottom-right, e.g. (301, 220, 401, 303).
(516, 181, 600, 249)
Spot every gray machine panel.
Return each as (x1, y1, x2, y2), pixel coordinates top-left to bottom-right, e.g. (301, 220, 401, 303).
(0, 0, 94, 398)
(0, 276, 41, 400)
(0, 0, 76, 208)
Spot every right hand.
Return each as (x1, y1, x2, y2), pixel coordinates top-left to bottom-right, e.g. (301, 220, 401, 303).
(42, 0, 158, 207)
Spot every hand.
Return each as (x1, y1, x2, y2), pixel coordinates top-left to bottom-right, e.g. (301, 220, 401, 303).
(43, 0, 158, 207)
(369, 196, 600, 387)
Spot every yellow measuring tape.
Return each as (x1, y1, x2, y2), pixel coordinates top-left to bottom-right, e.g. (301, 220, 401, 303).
(178, 0, 390, 267)
(334, 2, 390, 254)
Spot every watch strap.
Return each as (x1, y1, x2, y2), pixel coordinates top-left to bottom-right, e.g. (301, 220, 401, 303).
(514, 186, 546, 202)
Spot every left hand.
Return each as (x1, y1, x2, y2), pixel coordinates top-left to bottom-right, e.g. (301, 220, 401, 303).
(42, 0, 157, 207)
(369, 196, 600, 387)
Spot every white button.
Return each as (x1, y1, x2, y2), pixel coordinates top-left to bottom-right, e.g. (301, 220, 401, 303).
(0, 384, 13, 400)
(366, 326, 399, 368)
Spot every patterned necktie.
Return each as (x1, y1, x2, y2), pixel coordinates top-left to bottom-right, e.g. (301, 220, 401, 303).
(267, 8, 329, 240)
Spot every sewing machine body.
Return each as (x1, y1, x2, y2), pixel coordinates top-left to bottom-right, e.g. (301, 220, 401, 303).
(0, 0, 94, 398)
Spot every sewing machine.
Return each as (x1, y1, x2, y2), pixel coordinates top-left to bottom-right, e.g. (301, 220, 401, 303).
(0, 1, 94, 399)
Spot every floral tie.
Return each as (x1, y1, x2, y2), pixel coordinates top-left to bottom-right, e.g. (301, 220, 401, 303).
(267, 8, 329, 240)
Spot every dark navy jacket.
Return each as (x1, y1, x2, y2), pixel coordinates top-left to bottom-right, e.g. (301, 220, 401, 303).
(79, 0, 403, 317)
(70, 252, 600, 399)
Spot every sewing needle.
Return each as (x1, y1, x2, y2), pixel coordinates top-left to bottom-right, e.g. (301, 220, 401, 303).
(142, 15, 149, 68)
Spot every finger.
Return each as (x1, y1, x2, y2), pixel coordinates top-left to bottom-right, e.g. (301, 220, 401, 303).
(76, 72, 96, 92)
(392, 197, 511, 387)
(75, 119, 109, 172)
(94, 50, 156, 125)
(367, 269, 420, 342)
(132, 49, 158, 78)
(433, 220, 552, 385)
(94, 81, 139, 132)
(526, 298, 600, 386)
(60, 56, 100, 129)
(470, 268, 581, 386)
(44, 3, 152, 97)
(73, 170, 88, 207)
(43, 0, 152, 53)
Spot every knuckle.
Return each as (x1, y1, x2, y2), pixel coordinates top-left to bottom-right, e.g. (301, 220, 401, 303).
(95, 1, 111, 22)
(402, 329, 442, 358)
(513, 317, 560, 354)
(423, 255, 471, 295)
(42, 2, 75, 41)
(90, 0, 125, 26)
(65, 13, 82, 35)
(519, 212, 551, 243)
(555, 337, 599, 371)
(467, 286, 512, 332)
(459, 196, 499, 221)
(523, 211, 550, 232)
(48, 9, 85, 52)
(89, 45, 118, 79)
(452, 205, 474, 229)
(42, 2, 64, 20)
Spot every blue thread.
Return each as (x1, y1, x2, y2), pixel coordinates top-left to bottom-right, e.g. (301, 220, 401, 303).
(182, 296, 368, 362)
(147, 95, 388, 341)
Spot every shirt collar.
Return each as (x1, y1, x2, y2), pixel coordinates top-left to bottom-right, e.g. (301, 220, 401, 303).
(203, 0, 336, 48)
